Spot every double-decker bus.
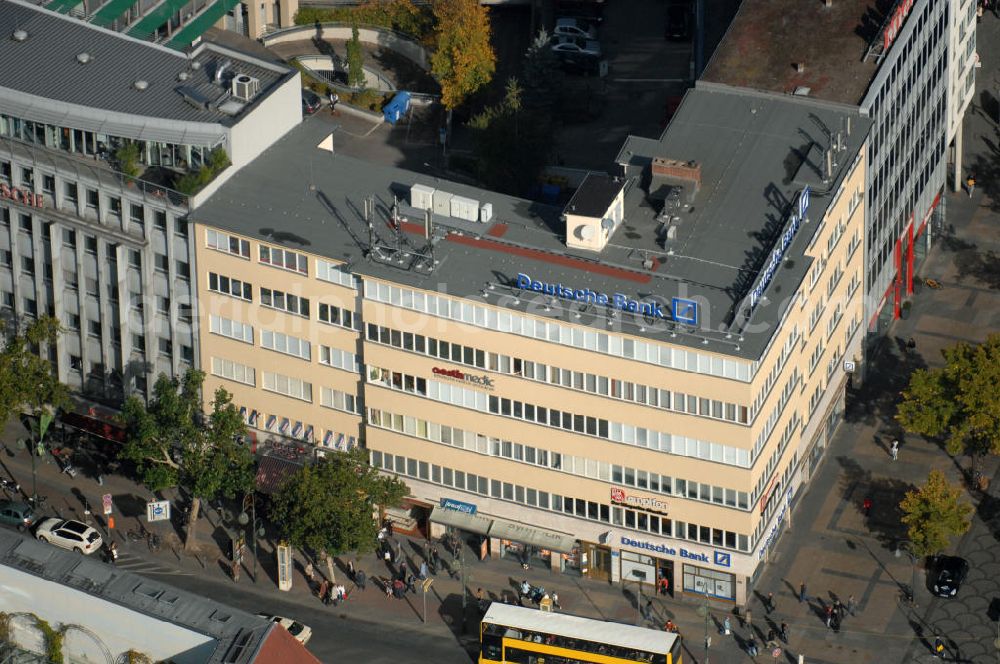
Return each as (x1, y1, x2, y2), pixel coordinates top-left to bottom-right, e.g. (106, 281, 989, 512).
(479, 603, 682, 664)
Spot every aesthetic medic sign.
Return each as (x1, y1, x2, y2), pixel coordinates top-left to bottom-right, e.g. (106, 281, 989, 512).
(748, 187, 810, 311)
(883, 0, 916, 50)
(0, 183, 43, 209)
(611, 487, 669, 515)
(515, 273, 699, 326)
(432, 366, 495, 390)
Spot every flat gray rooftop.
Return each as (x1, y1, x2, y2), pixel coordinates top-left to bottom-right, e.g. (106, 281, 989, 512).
(0, 0, 291, 126)
(701, 0, 885, 105)
(194, 87, 869, 360)
(0, 528, 270, 663)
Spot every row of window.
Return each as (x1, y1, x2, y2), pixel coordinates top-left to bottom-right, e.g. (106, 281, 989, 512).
(205, 230, 358, 291)
(321, 386, 359, 414)
(262, 329, 311, 361)
(365, 324, 751, 425)
(367, 407, 752, 511)
(261, 287, 310, 318)
(367, 365, 753, 468)
(210, 315, 253, 344)
(208, 272, 252, 301)
(363, 281, 755, 381)
(319, 345, 359, 373)
(211, 357, 255, 386)
(369, 449, 751, 553)
(262, 371, 313, 402)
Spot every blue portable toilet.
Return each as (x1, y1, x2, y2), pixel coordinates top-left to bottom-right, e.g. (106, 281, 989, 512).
(383, 91, 412, 125)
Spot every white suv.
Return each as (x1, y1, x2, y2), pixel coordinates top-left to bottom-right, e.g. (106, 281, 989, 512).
(554, 17, 597, 40)
(35, 518, 103, 555)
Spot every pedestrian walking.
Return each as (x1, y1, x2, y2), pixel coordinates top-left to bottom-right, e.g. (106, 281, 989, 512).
(906, 337, 916, 353)
(348, 559, 355, 579)
(398, 561, 408, 581)
(658, 575, 670, 596)
(384, 579, 392, 599)
(847, 594, 856, 616)
(318, 579, 330, 605)
(767, 628, 776, 645)
(641, 599, 654, 622)
(384, 518, 394, 537)
(967, 174, 977, 195)
(419, 560, 428, 580)
(825, 605, 834, 628)
(799, 582, 807, 603)
(356, 569, 367, 591)
(767, 591, 776, 613)
(336, 584, 347, 604)
(779, 621, 788, 643)
(305, 562, 315, 583)
(405, 573, 417, 594)
(396, 541, 403, 562)
(863, 496, 872, 517)
(723, 617, 731, 635)
(746, 638, 759, 657)
(934, 636, 946, 658)
(890, 439, 899, 461)
(745, 609, 752, 631)
(551, 591, 561, 610)
(430, 545, 440, 574)
(664, 619, 677, 633)
(833, 598, 843, 619)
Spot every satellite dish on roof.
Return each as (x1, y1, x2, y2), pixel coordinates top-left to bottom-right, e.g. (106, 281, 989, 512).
(578, 225, 595, 240)
(601, 218, 615, 232)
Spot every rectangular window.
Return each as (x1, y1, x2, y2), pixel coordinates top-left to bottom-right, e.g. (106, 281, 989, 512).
(208, 272, 252, 301)
(206, 229, 250, 258)
(319, 345, 358, 372)
(209, 315, 254, 344)
(260, 287, 310, 317)
(210, 357, 255, 385)
(261, 329, 312, 361)
(318, 303, 355, 329)
(262, 371, 313, 402)
(259, 244, 308, 275)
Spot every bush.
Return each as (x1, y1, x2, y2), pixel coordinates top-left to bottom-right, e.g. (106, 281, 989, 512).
(295, 0, 433, 41)
(114, 142, 142, 178)
(345, 89, 390, 112)
(174, 146, 231, 196)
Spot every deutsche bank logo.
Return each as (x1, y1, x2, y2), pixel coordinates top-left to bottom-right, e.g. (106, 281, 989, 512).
(713, 551, 731, 567)
(671, 298, 698, 326)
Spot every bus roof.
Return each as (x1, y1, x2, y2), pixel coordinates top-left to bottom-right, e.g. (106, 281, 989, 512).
(481, 604, 677, 654)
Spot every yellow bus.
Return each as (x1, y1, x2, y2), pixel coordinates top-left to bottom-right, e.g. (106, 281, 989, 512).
(479, 603, 682, 664)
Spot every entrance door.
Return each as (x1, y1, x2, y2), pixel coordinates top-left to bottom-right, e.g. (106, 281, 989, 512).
(583, 543, 612, 581)
(659, 561, 675, 597)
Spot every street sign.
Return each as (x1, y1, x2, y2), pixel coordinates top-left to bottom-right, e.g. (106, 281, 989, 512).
(772, 646, 782, 659)
(146, 500, 170, 522)
(102, 493, 113, 516)
(421, 578, 434, 592)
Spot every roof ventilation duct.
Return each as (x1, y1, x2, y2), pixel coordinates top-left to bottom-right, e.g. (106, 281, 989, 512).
(11, 29, 28, 42)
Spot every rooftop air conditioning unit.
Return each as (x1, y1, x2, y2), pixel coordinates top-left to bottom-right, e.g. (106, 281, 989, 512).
(231, 74, 260, 101)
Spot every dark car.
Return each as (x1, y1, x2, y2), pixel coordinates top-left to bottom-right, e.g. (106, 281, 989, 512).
(301, 89, 322, 115)
(665, 4, 692, 41)
(0, 500, 34, 531)
(931, 556, 969, 597)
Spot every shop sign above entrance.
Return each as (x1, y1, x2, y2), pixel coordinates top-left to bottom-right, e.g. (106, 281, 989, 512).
(0, 183, 43, 209)
(610, 487, 669, 515)
(619, 535, 730, 568)
(440, 497, 477, 514)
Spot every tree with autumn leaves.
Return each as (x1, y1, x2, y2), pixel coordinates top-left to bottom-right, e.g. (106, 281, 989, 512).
(899, 469, 972, 558)
(896, 334, 1000, 479)
(430, 0, 495, 110)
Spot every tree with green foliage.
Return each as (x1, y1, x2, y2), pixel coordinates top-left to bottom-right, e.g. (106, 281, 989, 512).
(347, 24, 366, 88)
(270, 447, 408, 582)
(0, 316, 69, 428)
(896, 333, 1000, 476)
(521, 28, 562, 116)
(120, 369, 253, 551)
(295, 0, 433, 39)
(430, 0, 495, 110)
(899, 469, 973, 558)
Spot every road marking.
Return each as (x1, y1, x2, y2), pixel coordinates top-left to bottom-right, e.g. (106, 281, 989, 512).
(612, 78, 689, 83)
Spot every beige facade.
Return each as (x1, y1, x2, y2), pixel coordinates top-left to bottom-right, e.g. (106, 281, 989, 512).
(193, 142, 865, 605)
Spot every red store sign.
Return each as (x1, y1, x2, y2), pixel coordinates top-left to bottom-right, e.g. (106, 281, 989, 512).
(0, 183, 43, 209)
(883, 0, 916, 50)
(432, 366, 495, 389)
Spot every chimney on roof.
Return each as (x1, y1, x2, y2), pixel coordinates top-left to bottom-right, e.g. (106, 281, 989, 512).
(795, 62, 805, 73)
(652, 158, 701, 192)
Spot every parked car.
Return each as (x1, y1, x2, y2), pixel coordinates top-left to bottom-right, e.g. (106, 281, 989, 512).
(551, 35, 602, 58)
(554, 17, 597, 40)
(0, 500, 34, 531)
(257, 614, 312, 645)
(665, 3, 692, 41)
(35, 518, 102, 554)
(931, 555, 969, 597)
(301, 89, 322, 115)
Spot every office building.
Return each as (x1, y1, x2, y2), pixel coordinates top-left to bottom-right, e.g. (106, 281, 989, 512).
(702, 0, 975, 342)
(0, 0, 299, 401)
(192, 87, 870, 604)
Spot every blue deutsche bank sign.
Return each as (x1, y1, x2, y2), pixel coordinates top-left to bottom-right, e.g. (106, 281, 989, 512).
(440, 497, 477, 514)
(516, 272, 699, 326)
(748, 187, 810, 311)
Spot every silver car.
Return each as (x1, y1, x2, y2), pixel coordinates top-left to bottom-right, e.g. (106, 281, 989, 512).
(551, 35, 602, 58)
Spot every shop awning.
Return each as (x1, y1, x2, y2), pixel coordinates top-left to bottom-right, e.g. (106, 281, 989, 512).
(488, 519, 577, 554)
(428, 506, 493, 536)
(255, 455, 303, 494)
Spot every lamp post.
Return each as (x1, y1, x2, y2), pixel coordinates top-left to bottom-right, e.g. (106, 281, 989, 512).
(894, 539, 919, 607)
(238, 493, 261, 583)
(24, 411, 53, 505)
(696, 599, 711, 664)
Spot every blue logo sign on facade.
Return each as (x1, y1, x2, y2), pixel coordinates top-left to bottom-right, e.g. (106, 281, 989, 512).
(748, 187, 810, 311)
(440, 497, 477, 514)
(516, 273, 699, 326)
(619, 536, 730, 568)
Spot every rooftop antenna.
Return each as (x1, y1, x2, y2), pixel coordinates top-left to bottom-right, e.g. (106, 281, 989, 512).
(423, 208, 433, 240)
(824, 148, 833, 183)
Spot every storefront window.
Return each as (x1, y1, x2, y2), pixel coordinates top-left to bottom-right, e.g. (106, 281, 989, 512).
(683, 564, 735, 600)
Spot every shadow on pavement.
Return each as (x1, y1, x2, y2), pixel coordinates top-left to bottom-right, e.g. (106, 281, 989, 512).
(836, 455, 913, 549)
